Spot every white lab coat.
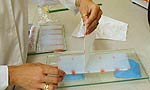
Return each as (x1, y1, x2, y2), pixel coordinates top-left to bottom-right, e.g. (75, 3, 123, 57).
(0, 0, 77, 90)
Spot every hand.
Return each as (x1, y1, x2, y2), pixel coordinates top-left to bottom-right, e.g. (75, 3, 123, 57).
(8, 63, 66, 90)
(77, 0, 102, 35)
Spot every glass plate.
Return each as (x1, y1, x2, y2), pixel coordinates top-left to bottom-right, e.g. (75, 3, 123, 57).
(28, 24, 67, 55)
(46, 49, 149, 88)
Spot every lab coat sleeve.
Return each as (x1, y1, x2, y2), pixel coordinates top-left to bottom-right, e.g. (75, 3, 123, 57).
(0, 66, 8, 90)
(58, 0, 79, 14)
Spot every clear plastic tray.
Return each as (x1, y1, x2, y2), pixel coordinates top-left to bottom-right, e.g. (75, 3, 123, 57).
(46, 49, 149, 88)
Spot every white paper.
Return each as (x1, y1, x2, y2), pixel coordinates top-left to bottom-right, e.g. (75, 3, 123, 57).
(80, 21, 96, 68)
(84, 32, 96, 67)
(72, 16, 128, 41)
(58, 54, 85, 74)
(86, 53, 130, 73)
(58, 53, 130, 74)
(96, 16, 128, 41)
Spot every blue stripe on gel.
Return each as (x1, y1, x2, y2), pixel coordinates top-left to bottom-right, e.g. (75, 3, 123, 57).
(63, 74, 85, 82)
(114, 59, 141, 78)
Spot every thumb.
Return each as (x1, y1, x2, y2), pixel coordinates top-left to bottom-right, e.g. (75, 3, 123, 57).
(79, 6, 89, 26)
(82, 14, 88, 26)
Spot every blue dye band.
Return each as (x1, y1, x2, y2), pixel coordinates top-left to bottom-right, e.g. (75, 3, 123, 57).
(114, 59, 141, 78)
(63, 74, 85, 82)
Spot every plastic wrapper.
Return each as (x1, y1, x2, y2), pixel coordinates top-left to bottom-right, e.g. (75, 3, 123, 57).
(32, 0, 61, 6)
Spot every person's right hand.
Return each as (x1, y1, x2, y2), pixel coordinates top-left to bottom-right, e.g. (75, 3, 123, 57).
(78, 0, 102, 35)
(8, 63, 66, 90)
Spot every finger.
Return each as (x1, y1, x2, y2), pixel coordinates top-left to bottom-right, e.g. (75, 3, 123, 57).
(42, 65, 66, 76)
(49, 84, 56, 90)
(96, 10, 102, 24)
(35, 89, 41, 90)
(58, 69, 66, 77)
(42, 76, 64, 84)
(86, 11, 101, 34)
(27, 83, 45, 90)
(80, 6, 89, 25)
(88, 25, 98, 34)
(30, 89, 41, 90)
(82, 15, 88, 35)
(82, 15, 88, 26)
(86, 5, 101, 27)
(86, 20, 98, 35)
(86, 12, 101, 34)
(43, 65, 58, 74)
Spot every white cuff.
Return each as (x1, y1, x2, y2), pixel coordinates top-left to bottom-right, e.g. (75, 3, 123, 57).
(0, 66, 8, 90)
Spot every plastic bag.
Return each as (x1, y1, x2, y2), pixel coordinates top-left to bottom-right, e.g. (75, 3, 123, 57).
(32, 0, 61, 6)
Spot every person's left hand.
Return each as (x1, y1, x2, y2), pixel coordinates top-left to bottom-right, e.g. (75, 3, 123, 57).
(8, 63, 66, 90)
(77, 0, 102, 35)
